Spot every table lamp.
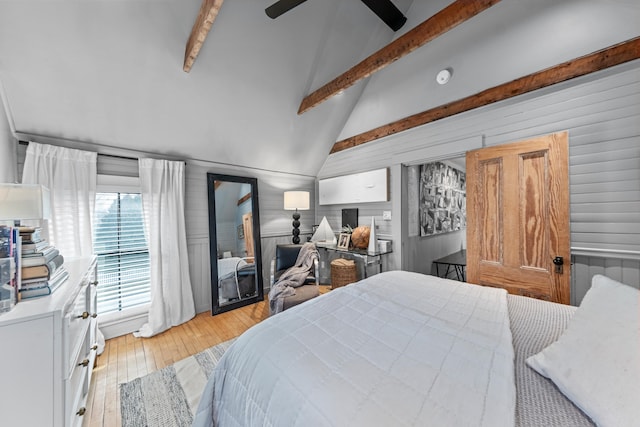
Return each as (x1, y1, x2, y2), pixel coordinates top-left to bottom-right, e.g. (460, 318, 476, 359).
(284, 191, 309, 244)
(0, 183, 51, 226)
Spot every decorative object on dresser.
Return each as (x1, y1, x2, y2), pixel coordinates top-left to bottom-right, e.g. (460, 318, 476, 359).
(17, 225, 66, 300)
(350, 225, 370, 249)
(0, 256, 98, 427)
(19, 265, 69, 299)
(367, 216, 377, 254)
(283, 190, 310, 244)
(310, 216, 337, 244)
(0, 184, 52, 312)
(337, 232, 351, 250)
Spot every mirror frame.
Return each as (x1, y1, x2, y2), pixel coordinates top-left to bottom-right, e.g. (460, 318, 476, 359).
(207, 173, 264, 315)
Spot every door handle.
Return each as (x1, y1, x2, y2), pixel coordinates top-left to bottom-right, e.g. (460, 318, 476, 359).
(553, 256, 564, 274)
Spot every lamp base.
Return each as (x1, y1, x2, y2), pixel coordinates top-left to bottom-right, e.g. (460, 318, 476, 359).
(292, 211, 301, 244)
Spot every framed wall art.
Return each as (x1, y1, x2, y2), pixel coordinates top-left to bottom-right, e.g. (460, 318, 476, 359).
(419, 161, 466, 237)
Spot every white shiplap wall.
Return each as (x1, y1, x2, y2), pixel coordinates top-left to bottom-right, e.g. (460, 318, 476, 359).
(318, 60, 640, 304)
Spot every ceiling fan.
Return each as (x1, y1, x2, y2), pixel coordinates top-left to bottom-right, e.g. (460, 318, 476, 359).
(265, 0, 407, 32)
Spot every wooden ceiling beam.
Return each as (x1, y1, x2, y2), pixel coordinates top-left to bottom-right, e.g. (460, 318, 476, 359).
(330, 37, 640, 154)
(183, 0, 224, 73)
(297, 0, 501, 114)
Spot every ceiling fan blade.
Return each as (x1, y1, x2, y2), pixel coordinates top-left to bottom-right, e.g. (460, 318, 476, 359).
(265, 0, 309, 19)
(360, 0, 407, 31)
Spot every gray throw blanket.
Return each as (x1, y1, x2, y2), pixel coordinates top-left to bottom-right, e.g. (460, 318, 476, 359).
(268, 242, 318, 315)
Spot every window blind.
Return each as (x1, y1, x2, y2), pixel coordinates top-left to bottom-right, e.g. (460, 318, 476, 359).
(93, 192, 150, 314)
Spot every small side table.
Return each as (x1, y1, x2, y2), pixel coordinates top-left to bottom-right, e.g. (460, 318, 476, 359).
(433, 249, 467, 282)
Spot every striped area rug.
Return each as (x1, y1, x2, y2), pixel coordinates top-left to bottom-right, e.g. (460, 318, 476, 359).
(120, 339, 235, 427)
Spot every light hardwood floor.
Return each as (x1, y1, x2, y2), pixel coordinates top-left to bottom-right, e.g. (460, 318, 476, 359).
(83, 298, 270, 427)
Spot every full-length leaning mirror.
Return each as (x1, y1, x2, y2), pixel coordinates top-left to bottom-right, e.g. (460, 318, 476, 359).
(207, 173, 264, 315)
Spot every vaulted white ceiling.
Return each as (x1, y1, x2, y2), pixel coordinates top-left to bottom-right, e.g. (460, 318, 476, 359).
(0, 0, 638, 177)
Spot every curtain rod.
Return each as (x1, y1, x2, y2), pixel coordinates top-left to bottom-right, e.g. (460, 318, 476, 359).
(19, 140, 138, 162)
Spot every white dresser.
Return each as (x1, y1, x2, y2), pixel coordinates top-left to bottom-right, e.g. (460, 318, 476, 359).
(0, 256, 98, 427)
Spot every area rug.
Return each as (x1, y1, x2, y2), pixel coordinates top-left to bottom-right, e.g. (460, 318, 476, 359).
(120, 338, 236, 427)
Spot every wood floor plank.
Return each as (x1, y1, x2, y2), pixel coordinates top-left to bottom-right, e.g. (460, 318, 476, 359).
(84, 298, 269, 426)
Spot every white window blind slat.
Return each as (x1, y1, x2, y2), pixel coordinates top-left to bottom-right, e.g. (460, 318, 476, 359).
(93, 192, 150, 315)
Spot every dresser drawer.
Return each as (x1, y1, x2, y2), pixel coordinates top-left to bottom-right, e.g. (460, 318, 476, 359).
(63, 284, 91, 377)
(66, 326, 92, 427)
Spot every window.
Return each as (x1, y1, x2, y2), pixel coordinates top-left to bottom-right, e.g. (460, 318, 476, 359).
(93, 189, 150, 315)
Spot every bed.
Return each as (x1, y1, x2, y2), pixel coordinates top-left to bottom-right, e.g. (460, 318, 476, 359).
(193, 270, 639, 427)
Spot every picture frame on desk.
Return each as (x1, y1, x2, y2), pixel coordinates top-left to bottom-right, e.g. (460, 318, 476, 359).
(337, 233, 350, 251)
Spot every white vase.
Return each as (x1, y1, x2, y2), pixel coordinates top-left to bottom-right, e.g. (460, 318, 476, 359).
(367, 216, 377, 254)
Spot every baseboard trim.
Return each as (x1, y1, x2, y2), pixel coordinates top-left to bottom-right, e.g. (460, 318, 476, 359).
(99, 312, 148, 340)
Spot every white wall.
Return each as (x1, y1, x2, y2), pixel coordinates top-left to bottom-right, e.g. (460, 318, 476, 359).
(0, 86, 16, 183)
(318, 60, 640, 305)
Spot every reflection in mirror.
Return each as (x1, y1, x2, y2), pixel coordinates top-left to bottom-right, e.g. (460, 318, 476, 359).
(207, 173, 263, 315)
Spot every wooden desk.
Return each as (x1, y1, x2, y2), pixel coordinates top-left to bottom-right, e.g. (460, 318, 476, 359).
(433, 249, 466, 282)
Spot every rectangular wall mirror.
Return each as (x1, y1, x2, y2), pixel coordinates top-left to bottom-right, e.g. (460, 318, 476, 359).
(207, 173, 264, 315)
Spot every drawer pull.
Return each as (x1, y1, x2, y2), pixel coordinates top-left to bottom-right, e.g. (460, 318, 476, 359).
(92, 313, 98, 318)
(90, 280, 98, 286)
(79, 358, 90, 367)
(76, 407, 86, 417)
(77, 311, 90, 320)
(91, 344, 99, 351)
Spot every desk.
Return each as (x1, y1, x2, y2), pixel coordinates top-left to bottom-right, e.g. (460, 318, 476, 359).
(315, 243, 392, 284)
(433, 249, 466, 282)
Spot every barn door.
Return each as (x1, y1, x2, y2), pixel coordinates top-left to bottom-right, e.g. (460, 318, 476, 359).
(466, 132, 570, 304)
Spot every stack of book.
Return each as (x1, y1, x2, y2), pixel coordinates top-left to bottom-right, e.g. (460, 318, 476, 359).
(18, 226, 67, 300)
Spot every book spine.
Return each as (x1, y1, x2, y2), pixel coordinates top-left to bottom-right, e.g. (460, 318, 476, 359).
(21, 264, 49, 280)
(19, 286, 52, 299)
(46, 254, 64, 276)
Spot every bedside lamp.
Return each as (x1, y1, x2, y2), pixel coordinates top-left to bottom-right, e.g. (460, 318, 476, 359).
(0, 183, 51, 226)
(284, 191, 309, 244)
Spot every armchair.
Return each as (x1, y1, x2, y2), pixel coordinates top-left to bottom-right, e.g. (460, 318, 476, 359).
(269, 244, 319, 313)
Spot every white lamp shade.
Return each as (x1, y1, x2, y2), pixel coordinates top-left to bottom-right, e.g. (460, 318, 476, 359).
(0, 183, 51, 220)
(283, 191, 310, 210)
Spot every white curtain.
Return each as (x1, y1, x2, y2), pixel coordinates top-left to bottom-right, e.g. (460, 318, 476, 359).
(21, 142, 97, 258)
(134, 158, 195, 338)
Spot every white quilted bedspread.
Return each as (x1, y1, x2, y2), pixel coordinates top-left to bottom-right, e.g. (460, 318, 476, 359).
(194, 270, 515, 427)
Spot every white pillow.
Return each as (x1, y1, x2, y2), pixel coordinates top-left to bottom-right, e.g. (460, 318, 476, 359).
(526, 274, 639, 427)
